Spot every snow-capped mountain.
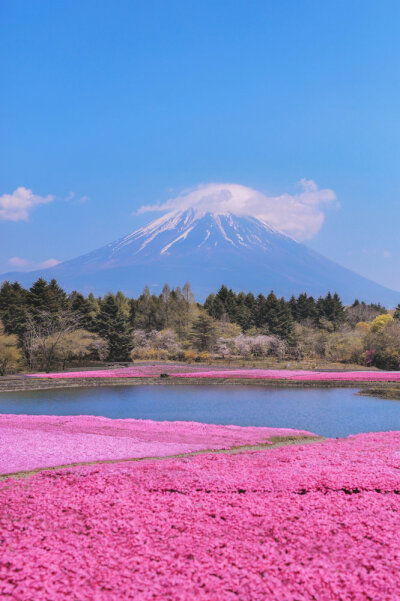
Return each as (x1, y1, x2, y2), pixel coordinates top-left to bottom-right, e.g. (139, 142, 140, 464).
(2, 209, 400, 304)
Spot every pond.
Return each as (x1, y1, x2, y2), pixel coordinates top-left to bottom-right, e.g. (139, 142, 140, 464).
(1, 385, 399, 438)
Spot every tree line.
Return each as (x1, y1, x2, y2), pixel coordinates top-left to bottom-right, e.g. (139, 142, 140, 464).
(0, 278, 399, 373)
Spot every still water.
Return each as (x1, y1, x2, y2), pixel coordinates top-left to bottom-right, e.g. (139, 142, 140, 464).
(1, 385, 400, 438)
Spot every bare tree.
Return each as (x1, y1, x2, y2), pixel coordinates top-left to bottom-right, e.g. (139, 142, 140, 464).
(182, 282, 195, 304)
(23, 310, 81, 372)
(0, 335, 21, 376)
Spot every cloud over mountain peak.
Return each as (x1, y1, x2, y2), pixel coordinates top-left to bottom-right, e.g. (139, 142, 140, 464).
(137, 180, 337, 241)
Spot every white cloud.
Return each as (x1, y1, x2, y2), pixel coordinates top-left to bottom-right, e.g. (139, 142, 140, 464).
(137, 180, 337, 240)
(8, 257, 30, 268)
(65, 191, 89, 203)
(8, 257, 61, 271)
(39, 258, 61, 268)
(0, 187, 55, 221)
(383, 250, 392, 259)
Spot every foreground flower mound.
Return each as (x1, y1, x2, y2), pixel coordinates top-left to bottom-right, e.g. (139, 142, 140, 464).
(1, 432, 400, 600)
(0, 414, 312, 475)
(28, 365, 400, 382)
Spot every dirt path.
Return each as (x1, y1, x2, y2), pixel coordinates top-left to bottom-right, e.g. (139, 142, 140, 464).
(0, 435, 324, 481)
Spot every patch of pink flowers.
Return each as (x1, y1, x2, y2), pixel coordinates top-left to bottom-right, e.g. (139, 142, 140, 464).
(172, 368, 400, 382)
(28, 364, 217, 379)
(0, 414, 312, 475)
(28, 365, 400, 382)
(1, 431, 400, 600)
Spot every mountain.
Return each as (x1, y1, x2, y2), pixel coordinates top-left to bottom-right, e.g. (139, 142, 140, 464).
(1, 209, 400, 305)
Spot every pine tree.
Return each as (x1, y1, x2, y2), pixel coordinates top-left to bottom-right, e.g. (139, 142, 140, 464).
(235, 292, 253, 331)
(69, 291, 97, 331)
(28, 278, 68, 314)
(204, 294, 225, 320)
(288, 295, 297, 321)
(216, 285, 229, 305)
(0, 281, 29, 338)
(264, 291, 281, 332)
(330, 292, 345, 329)
(224, 289, 238, 322)
(95, 294, 132, 361)
(274, 298, 294, 340)
(190, 313, 217, 352)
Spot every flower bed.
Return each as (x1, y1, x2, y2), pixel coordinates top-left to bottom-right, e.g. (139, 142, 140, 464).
(27, 365, 400, 382)
(1, 431, 399, 600)
(172, 368, 400, 382)
(27, 364, 217, 379)
(0, 414, 312, 475)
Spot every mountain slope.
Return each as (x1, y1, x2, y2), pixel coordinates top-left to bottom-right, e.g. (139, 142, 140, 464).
(2, 209, 399, 305)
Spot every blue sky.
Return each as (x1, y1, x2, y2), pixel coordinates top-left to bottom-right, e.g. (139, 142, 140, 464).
(1, 0, 400, 291)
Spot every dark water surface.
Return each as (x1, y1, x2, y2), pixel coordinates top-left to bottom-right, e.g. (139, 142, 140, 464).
(0, 385, 399, 438)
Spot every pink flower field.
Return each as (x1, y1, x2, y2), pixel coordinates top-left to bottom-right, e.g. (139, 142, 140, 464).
(1, 421, 400, 600)
(28, 364, 216, 379)
(28, 365, 400, 382)
(0, 414, 312, 475)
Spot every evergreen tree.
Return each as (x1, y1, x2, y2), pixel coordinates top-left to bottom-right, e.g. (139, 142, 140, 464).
(288, 295, 298, 321)
(295, 293, 317, 322)
(224, 288, 238, 322)
(215, 285, 229, 305)
(254, 293, 268, 328)
(28, 278, 68, 314)
(274, 298, 294, 339)
(204, 293, 225, 320)
(305, 295, 317, 321)
(0, 281, 29, 338)
(315, 292, 345, 330)
(245, 292, 257, 326)
(330, 292, 346, 328)
(235, 292, 253, 331)
(190, 313, 217, 351)
(95, 294, 133, 361)
(69, 291, 97, 331)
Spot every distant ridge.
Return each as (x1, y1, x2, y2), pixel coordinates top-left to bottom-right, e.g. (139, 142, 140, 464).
(1, 209, 399, 305)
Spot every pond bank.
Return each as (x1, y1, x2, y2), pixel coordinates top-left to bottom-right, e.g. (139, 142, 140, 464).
(2, 374, 400, 399)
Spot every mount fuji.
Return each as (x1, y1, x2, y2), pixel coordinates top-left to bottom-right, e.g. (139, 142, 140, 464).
(2, 209, 400, 305)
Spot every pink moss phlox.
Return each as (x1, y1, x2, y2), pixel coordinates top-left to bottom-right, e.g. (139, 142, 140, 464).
(28, 364, 218, 379)
(0, 415, 312, 474)
(1, 431, 400, 600)
(28, 365, 400, 382)
(172, 368, 400, 382)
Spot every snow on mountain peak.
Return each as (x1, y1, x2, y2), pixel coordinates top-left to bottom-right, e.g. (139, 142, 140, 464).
(136, 181, 338, 241)
(111, 209, 286, 258)
(2, 198, 400, 306)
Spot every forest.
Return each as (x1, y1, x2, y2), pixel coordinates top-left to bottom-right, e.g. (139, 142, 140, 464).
(0, 278, 399, 374)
